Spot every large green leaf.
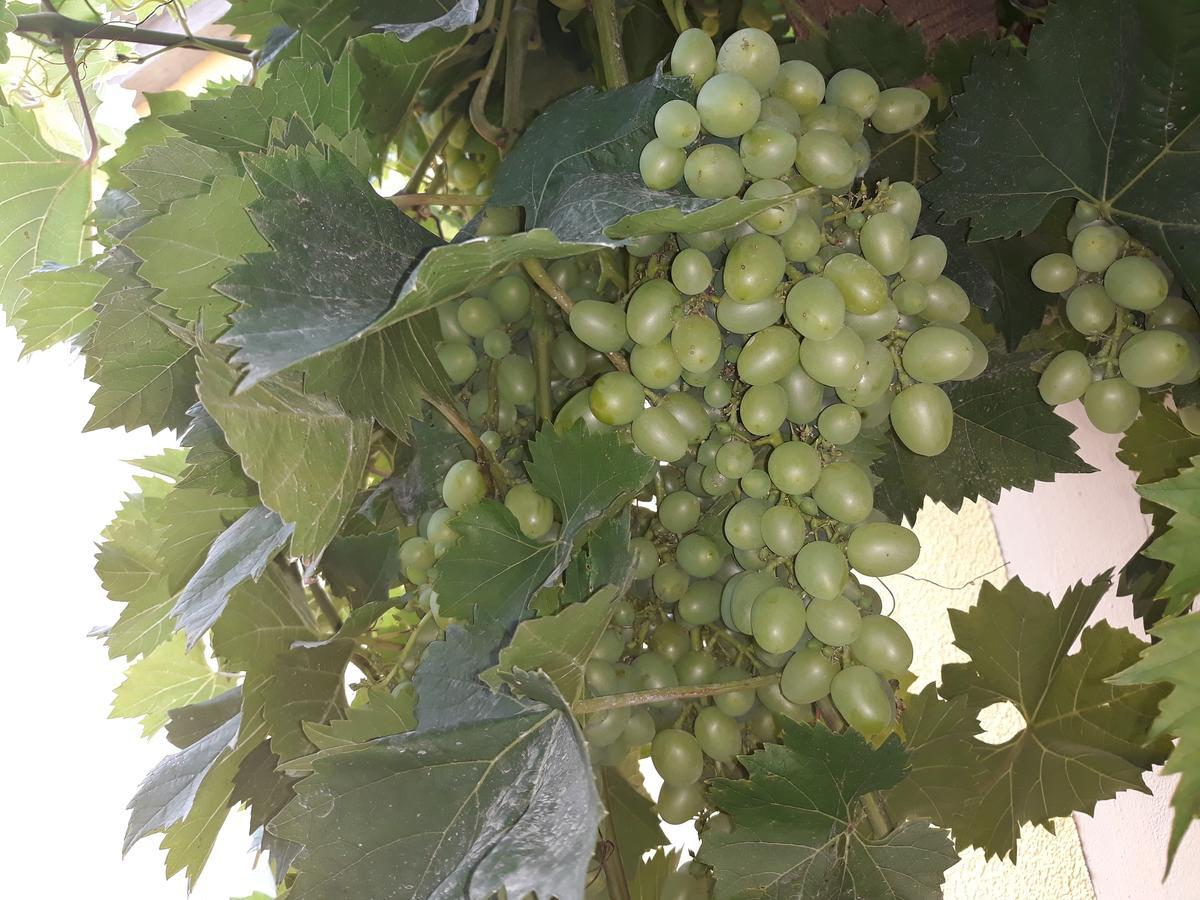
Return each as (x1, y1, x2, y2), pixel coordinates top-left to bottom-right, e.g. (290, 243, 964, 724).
(122, 138, 237, 214)
(786, 7, 927, 88)
(303, 687, 415, 750)
(1135, 455, 1200, 615)
(210, 562, 319, 672)
(1118, 398, 1200, 485)
(927, 0, 1200, 298)
(196, 353, 372, 558)
(351, 29, 470, 138)
(940, 574, 1171, 860)
(110, 633, 236, 737)
(1110, 611, 1200, 867)
(252, 640, 352, 762)
(868, 352, 1094, 521)
(9, 259, 104, 354)
(700, 722, 956, 900)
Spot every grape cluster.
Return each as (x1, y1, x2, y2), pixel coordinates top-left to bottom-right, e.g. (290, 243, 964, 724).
(1034, 200, 1200, 433)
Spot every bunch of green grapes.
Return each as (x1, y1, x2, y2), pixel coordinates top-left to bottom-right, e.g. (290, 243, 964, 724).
(1034, 200, 1200, 434)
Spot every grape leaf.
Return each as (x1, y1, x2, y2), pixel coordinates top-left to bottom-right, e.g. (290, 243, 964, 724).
(271, 669, 601, 900)
(819, 7, 928, 88)
(629, 849, 684, 900)
(927, 0, 1200, 298)
(165, 687, 244, 749)
(251, 640, 352, 762)
(1134, 455, 1200, 615)
(122, 138, 237, 214)
(700, 721, 957, 900)
(351, 29, 470, 139)
(0, 106, 90, 311)
(196, 353, 372, 559)
(362, 415, 470, 523)
(940, 574, 1172, 860)
(604, 765, 669, 878)
(376, 0, 480, 40)
(414, 623, 520, 730)
(210, 562, 319, 672)
(318, 529, 403, 606)
(869, 352, 1095, 521)
(1118, 398, 1200, 485)
(0, 2, 15, 65)
(303, 687, 415, 750)
(172, 504, 294, 648)
(1110, 610, 1200, 867)
(9, 259, 104, 354)
(110, 633, 237, 737)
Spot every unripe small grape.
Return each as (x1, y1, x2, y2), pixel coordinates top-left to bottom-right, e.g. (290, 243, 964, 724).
(1031, 252, 1079, 293)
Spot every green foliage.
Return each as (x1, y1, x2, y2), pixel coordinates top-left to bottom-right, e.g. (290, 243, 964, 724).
(1135, 456, 1200, 615)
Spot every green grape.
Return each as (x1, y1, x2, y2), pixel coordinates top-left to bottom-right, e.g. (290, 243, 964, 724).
(786, 276, 845, 340)
(715, 26, 780, 93)
(475, 205, 521, 236)
(1038, 349, 1093, 405)
(680, 229, 724, 253)
(1065, 284, 1116, 334)
(1173, 337, 1200, 384)
(843, 300, 898, 342)
(767, 440, 821, 494)
(851, 615, 913, 677)
(725, 497, 769, 549)
(772, 59, 825, 113)
(847, 522, 919, 577)
(556, 387, 611, 433)
(859, 212, 911, 276)
(457, 296, 501, 338)
(693, 707, 741, 763)
(679, 579, 723, 625)
(898, 235, 947, 284)
(589, 372, 645, 425)
(1072, 224, 1123, 273)
(807, 594, 862, 645)
(778, 648, 836, 704)
(817, 403, 862, 444)
(696, 72, 762, 138)
(713, 665, 756, 716)
(837, 341, 895, 408)
(715, 440, 754, 478)
(569, 299, 627, 352)
(802, 103, 865, 144)
(592, 632, 626, 664)
(631, 340, 683, 389)
(662, 392, 713, 442)
(623, 709, 657, 746)
(704, 377, 734, 407)
(626, 232, 670, 257)
(892, 280, 928, 316)
(869, 86, 930, 133)
(631, 536, 659, 579)
(751, 585, 807, 653)
(779, 216, 822, 262)
(799, 326, 866, 387)
(585, 706, 630, 745)
(634, 651, 680, 692)
(1031, 252, 1078, 293)
(633, 405, 689, 461)
(426, 507, 459, 548)
(794, 129, 856, 188)
(813, 460, 873, 524)
(1083, 377, 1140, 433)
(504, 483, 554, 539)
(729, 571, 777, 633)
(740, 382, 789, 435)
(488, 275, 531, 322)
(467, 391, 516, 432)
(1150, 296, 1200, 331)
(725, 234, 786, 302)
(436, 341, 478, 384)
(671, 27, 717, 89)
(442, 459, 486, 510)
(612, 599, 636, 627)
(676, 649, 718, 686)
(438, 301, 472, 343)
(655, 99, 702, 148)
(684, 143, 746, 198)
(1104, 255, 1169, 310)
(882, 182, 921, 234)
(744, 179, 799, 235)
(890, 383, 953, 456)
(640, 138, 686, 190)
(450, 157, 482, 190)
(497, 354, 536, 406)
(831, 666, 893, 734)
(794, 540, 850, 600)
(780, 364, 825, 423)
(717, 296, 783, 334)
(757, 681, 813, 723)
(1118, 330, 1190, 388)
(761, 504, 805, 556)
(657, 781, 706, 825)
(740, 123, 798, 179)
(660, 490, 702, 533)
(399, 536, 435, 581)
(652, 729, 704, 785)
(651, 621, 691, 661)
(672, 315, 723, 372)
(672, 248, 714, 295)
(482, 328, 511, 360)
(1180, 405, 1200, 436)
(737, 325, 801, 385)
(902, 325, 975, 383)
(825, 68, 880, 117)
(921, 276, 971, 323)
(677, 532, 722, 578)
(741, 468, 773, 498)
(551, 331, 587, 379)
(823, 253, 888, 315)
(627, 279, 682, 346)
(585, 658, 617, 695)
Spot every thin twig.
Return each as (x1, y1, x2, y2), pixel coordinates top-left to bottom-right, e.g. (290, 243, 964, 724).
(502, 0, 537, 132)
(425, 394, 510, 494)
(522, 259, 631, 373)
(390, 192, 490, 209)
(59, 37, 98, 167)
(470, 0, 513, 147)
(572, 673, 778, 715)
(15, 11, 252, 56)
(404, 115, 461, 196)
(531, 295, 554, 422)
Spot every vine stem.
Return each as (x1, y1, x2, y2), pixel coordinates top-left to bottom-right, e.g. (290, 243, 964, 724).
(424, 394, 510, 494)
(572, 673, 778, 715)
(404, 115, 460, 196)
(599, 769, 633, 900)
(502, 0, 538, 132)
(391, 192, 490, 209)
(15, 11, 252, 56)
(59, 36, 98, 167)
(470, 0, 513, 147)
(591, 0, 629, 89)
(522, 259, 631, 373)
(531, 295, 554, 422)
(816, 697, 895, 839)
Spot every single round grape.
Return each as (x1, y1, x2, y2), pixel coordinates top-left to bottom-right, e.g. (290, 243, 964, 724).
(892, 280, 928, 317)
(442, 459, 486, 510)
(779, 650, 836, 706)
(1031, 252, 1079, 293)
(725, 497, 769, 550)
(437, 341, 478, 385)
(921, 276, 971, 323)
(825, 68, 880, 117)
(679, 579, 722, 625)
(1180, 405, 1200, 436)
(847, 522, 920, 577)
(589, 371, 645, 425)
(890, 382, 954, 456)
(817, 403, 862, 444)
(813, 460, 874, 524)
(498, 354, 536, 406)
(627, 278, 681, 346)
(592, 632, 626, 665)
(772, 59, 825, 114)
(729, 571, 777, 633)
(713, 666, 756, 716)
(399, 536, 435, 580)
(680, 228, 724, 253)
(672, 248, 714, 295)
(551, 258, 581, 291)
(714, 440, 754, 479)
(1065, 283, 1117, 335)
(740, 123, 798, 179)
(655, 99, 702, 148)
(718, 296, 783, 334)
(631, 537, 659, 579)
(586, 658, 618, 695)
(902, 325, 975, 383)
(1105, 255, 1169, 311)
(701, 464, 735, 497)
(859, 212, 911, 276)
(488, 274, 531, 322)
(438, 301, 471, 343)
(457, 296, 501, 338)
(640, 138, 686, 190)
(725, 234, 787, 302)
(794, 129, 856, 188)
(757, 95, 804, 136)
(794, 540, 850, 600)
(761, 504, 805, 556)
(704, 377, 734, 407)
(837, 341, 896, 408)
(660, 491, 702, 534)
(823, 252, 888, 315)
(651, 621, 691, 662)
(780, 364, 825, 424)
(676, 649, 718, 687)
(611, 599, 635, 627)
(740, 382, 789, 435)
(851, 615, 914, 677)
(631, 340, 683, 389)
(475, 205, 521, 236)
(751, 585, 807, 653)
(1038, 349, 1093, 405)
(1150, 296, 1200, 331)
(657, 781, 706, 826)
(634, 652, 680, 693)
(569, 299, 627, 352)
(739, 469, 770, 500)
(677, 532, 722, 578)
(633, 405, 689, 461)
(843, 299, 899, 343)
(1072, 224, 1123, 273)
(802, 104, 866, 145)
(626, 231, 670, 257)
(622, 708, 656, 746)
(585, 706, 630, 745)
(897, 234, 947, 285)
(1083, 377, 1140, 433)
(800, 326, 867, 388)
(1173, 337, 1200, 384)
(786, 276, 845, 340)
(693, 706, 741, 763)
(671, 27, 717, 89)
(780, 216, 823, 262)
(744, 179, 799, 235)
(716, 27, 780, 93)
(426, 507, 459, 548)
(882, 182, 921, 233)
(504, 483, 554, 539)
(737, 325, 801, 385)
(672, 315, 723, 372)
(830, 666, 893, 735)
(806, 594, 862, 645)
(652, 729, 704, 786)
(481, 328, 511, 360)
(767, 440, 821, 495)
(696, 72, 762, 138)
(1119, 329, 1190, 388)
(870, 86, 931, 133)
(684, 143, 746, 199)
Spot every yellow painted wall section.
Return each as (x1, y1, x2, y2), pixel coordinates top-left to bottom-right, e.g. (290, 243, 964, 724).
(883, 498, 1095, 900)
